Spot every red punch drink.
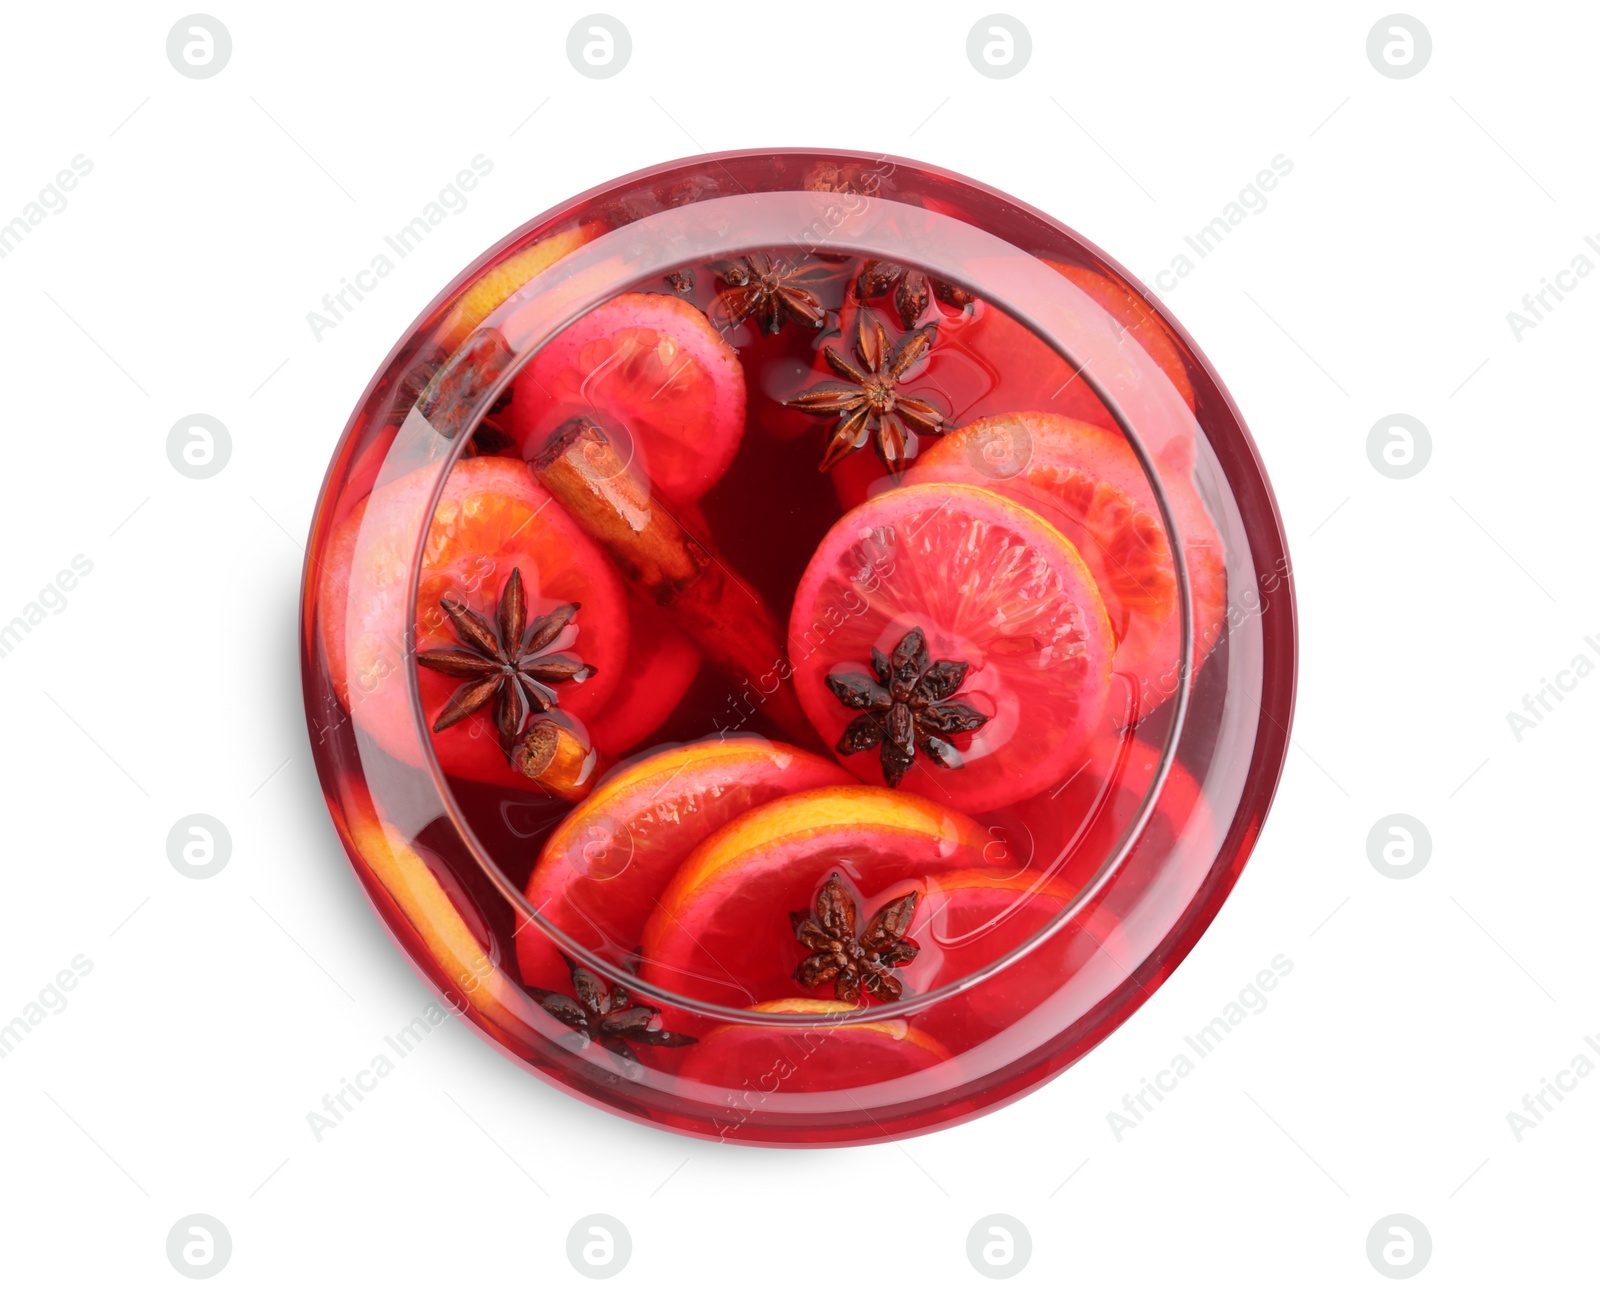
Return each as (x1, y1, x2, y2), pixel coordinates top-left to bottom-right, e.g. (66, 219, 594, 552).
(302, 151, 1295, 1146)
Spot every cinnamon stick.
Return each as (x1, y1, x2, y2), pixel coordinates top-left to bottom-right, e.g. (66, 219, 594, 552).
(532, 417, 820, 749)
(514, 719, 614, 801)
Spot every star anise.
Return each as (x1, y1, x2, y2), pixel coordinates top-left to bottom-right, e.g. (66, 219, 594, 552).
(783, 305, 947, 473)
(709, 252, 832, 334)
(827, 627, 990, 787)
(791, 873, 920, 1004)
(856, 259, 977, 330)
(415, 568, 594, 759)
(527, 957, 696, 1079)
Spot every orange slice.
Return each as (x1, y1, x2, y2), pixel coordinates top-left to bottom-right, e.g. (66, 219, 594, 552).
(509, 292, 745, 506)
(789, 481, 1113, 812)
(332, 776, 541, 1044)
(640, 785, 991, 1006)
(911, 412, 1227, 719)
(902, 869, 1130, 1052)
(434, 223, 600, 352)
(317, 456, 627, 789)
(517, 739, 852, 989)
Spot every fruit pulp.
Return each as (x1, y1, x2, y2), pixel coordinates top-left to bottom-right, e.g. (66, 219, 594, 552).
(302, 151, 1295, 1147)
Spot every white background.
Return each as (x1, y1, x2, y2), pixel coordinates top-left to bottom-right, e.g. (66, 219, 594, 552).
(1, 1, 1595, 1287)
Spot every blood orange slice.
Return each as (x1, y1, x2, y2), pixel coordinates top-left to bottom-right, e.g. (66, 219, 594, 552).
(910, 412, 1226, 720)
(509, 292, 745, 506)
(317, 456, 627, 789)
(674, 999, 950, 1095)
(517, 739, 851, 990)
(789, 482, 1113, 812)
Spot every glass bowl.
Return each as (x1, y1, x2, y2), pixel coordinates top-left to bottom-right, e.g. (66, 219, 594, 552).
(300, 149, 1296, 1147)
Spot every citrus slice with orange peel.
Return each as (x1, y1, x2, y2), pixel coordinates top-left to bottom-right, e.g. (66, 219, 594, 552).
(317, 456, 627, 789)
(640, 784, 991, 1006)
(910, 412, 1226, 720)
(788, 481, 1113, 812)
(517, 739, 852, 990)
(674, 998, 951, 1094)
(333, 776, 543, 1045)
(509, 291, 746, 506)
(435, 223, 601, 353)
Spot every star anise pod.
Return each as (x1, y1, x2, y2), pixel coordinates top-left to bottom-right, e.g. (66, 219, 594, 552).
(415, 568, 595, 759)
(856, 259, 977, 330)
(827, 627, 990, 787)
(791, 873, 920, 1004)
(783, 305, 947, 473)
(709, 252, 832, 334)
(527, 957, 696, 1079)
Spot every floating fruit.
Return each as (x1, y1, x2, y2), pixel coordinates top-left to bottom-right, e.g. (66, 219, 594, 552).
(317, 456, 627, 789)
(823, 263, 1199, 512)
(911, 412, 1227, 720)
(509, 291, 746, 506)
(789, 482, 1113, 811)
(435, 224, 600, 352)
(518, 739, 851, 989)
(640, 785, 990, 1006)
(900, 869, 1130, 1053)
(897, 869, 1081, 991)
(333, 775, 540, 1043)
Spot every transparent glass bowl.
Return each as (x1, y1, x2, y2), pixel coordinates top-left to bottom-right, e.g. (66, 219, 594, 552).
(300, 150, 1296, 1146)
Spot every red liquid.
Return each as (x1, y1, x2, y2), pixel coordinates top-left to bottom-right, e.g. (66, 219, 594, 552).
(301, 151, 1295, 1146)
